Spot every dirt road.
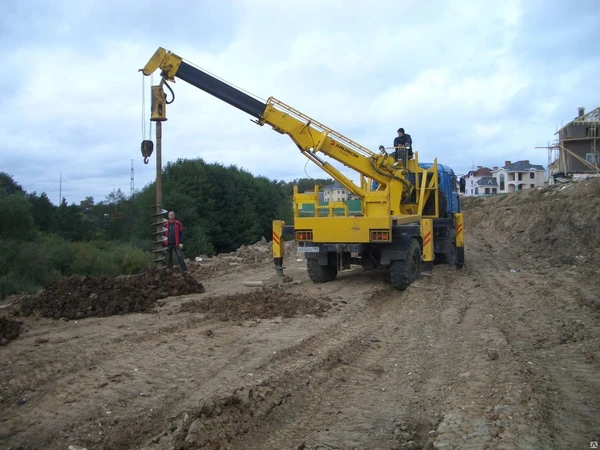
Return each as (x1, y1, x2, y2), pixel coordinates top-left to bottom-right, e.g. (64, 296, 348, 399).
(1, 180, 599, 450)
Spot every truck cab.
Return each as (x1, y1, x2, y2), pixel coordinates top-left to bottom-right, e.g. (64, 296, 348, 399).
(419, 163, 461, 216)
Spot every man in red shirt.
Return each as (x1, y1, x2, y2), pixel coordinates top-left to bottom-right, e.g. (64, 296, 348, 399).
(164, 210, 188, 272)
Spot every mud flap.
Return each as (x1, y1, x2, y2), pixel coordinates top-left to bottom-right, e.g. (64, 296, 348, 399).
(272, 220, 285, 277)
(456, 247, 465, 269)
(454, 213, 465, 269)
(420, 219, 434, 273)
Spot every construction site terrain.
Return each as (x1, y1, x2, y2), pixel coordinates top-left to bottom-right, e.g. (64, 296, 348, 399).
(1, 178, 599, 450)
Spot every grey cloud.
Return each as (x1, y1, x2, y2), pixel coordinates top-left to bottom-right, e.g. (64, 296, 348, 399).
(2, 0, 599, 204)
(1, 0, 240, 53)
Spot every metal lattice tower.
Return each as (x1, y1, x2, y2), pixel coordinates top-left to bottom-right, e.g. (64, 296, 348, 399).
(130, 159, 134, 197)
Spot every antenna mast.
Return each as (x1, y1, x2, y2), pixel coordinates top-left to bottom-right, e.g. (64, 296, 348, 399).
(130, 159, 135, 196)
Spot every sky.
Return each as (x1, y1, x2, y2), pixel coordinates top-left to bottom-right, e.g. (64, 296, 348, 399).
(1, 0, 599, 205)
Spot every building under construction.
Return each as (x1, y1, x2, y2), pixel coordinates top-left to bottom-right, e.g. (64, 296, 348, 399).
(543, 107, 600, 183)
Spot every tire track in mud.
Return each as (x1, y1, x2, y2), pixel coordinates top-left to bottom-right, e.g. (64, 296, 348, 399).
(0, 298, 208, 409)
(499, 234, 600, 448)
(401, 261, 538, 449)
(109, 268, 391, 449)
(240, 232, 579, 450)
(168, 240, 550, 450)
(132, 268, 394, 449)
(142, 285, 397, 450)
(456, 232, 600, 449)
(0, 266, 353, 450)
(223, 267, 486, 449)
(424, 236, 549, 449)
(5, 235, 599, 450)
(237, 290, 414, 450)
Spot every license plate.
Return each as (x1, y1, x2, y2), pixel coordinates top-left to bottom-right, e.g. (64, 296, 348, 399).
(297, 246, 320, 253)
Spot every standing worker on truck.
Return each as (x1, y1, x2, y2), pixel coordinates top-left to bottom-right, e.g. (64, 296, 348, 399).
(393, 127, 413, 160)
(164, 211, 188, 272)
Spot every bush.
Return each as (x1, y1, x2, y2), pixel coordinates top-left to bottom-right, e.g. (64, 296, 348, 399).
(0, 274, 40, 299)
(185, 225, 216, 257)
(0, 191, 37, 241)
(11, 241, 62, 287)
(48, 237, 77, 274)
(115, 245, 154, 274)
(0, 237, 153, 301)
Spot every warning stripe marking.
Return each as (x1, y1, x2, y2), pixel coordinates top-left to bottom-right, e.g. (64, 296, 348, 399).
(423, 231, 432, 247)
(272, 233, 280, 245)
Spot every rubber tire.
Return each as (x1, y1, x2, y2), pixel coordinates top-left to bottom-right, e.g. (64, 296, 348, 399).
(306, 254, 338, 283)
(389, 239, 422, 291)
(443, 229, 457, 265)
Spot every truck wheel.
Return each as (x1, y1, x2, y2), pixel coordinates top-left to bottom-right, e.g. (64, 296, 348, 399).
(306, 253, 338, 283)
(389, 239, 421, 291)
(444, 229, 457, 265)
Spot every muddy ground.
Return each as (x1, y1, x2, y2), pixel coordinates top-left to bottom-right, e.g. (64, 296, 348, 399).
(0, 317, 22, 345)
(19, 270, 206, 320)
(0, 178, 599, 450)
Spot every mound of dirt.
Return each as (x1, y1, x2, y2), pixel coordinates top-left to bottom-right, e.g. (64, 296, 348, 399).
(188, 239, 299, 280)
(463, 177, 600, 278)
(20, 270, 206, 320)
(154, 384, 283, 449)
(234, 236, 272, 262)
(180, 287, 331, 321)
(233, 236, 298, 261)
(0, 317, 22, 344)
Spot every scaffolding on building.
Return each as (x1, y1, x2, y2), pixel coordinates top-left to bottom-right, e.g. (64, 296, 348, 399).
(537, 107, 599, 183)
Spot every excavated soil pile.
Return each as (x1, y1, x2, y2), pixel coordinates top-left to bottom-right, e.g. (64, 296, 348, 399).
(233, 236, 272, 263)
(152, 385, 283, 449)
(463, 178, 600, 278)
(180, 287, 331, 321)
(19, 270, 206, 320)
(232, 237, 298, 263)
(188, 239, 299, 280)
(0, 317, 22, 344)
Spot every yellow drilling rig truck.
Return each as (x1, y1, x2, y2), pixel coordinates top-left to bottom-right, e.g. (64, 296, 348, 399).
(140, 47, 465, 291)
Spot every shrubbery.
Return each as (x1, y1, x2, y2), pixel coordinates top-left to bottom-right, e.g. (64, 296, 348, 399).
(0, 236, 152, 300)
(0, 162, 326, 301)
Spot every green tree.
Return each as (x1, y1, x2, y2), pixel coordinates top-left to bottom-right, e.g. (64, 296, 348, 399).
(0, 190, 37, 241)
(0, 172, 25, 195)
(289, 177, 334, 194)
(27, 191, 55, 232)
(105, 188, 127, 205)
(92, 189, 140, 242)
(50, 198, 89, 241)
(132, 157, 301, 255)
(80, 196, 95, 214)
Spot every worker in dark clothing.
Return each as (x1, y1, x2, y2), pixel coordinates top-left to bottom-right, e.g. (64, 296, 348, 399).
(164, 210, 188, 272)
(393, 128, 413, 160)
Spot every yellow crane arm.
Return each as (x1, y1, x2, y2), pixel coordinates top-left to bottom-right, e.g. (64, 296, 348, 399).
(140, 48, 406, 198)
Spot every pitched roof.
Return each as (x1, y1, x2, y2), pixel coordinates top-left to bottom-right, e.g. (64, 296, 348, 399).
(476, 176, 498, 186)
(557, 107, 600, 133)
(323, 181, 347, 191)
(475, 167, 492, 176)
(467, 167, 493, 177)
(501, 161, 544, 171)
